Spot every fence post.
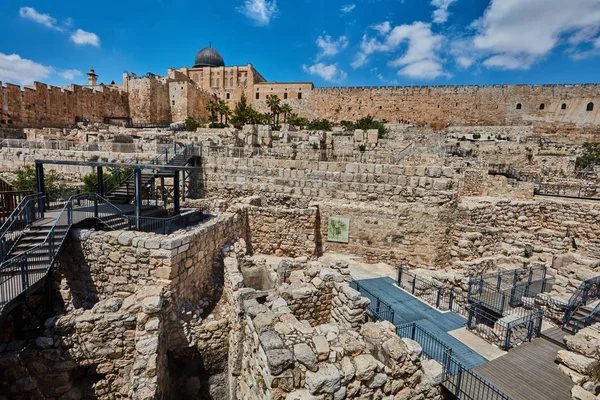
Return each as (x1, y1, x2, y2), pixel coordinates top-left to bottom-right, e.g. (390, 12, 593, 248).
(500, 292, 505, 315)
(449, 289, 455, 310)
(497, 272, 502, 290)
(376, 298, 381, 316)
(412, 276, 416, 294)
(527, 318, 534, 342)
(456, 368, 463, 395)
(20, 259, 29, 289)
(94, 197, 98, 219)
(436, 288, 442, 309)
(467, 278, 472, 297)
(397, 265, 403, 286)
(504, 327, 513, 351)
(411, 323, 416, 340)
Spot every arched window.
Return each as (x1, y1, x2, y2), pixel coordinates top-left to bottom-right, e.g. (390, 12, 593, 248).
(226, 93, 230, 99)
(216, 78, 219, 87)
(516, 103, 522, 110)
(539, 103, 545, 110)
(210, 79, 214, 87)
(193, 73, 198, 82)
(230, 77, 233, 87)
(587, 102, 594, 111)
(561, 103, 567, 110)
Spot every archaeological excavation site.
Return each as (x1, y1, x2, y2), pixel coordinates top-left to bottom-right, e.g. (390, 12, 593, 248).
(0, 44, 600, 400)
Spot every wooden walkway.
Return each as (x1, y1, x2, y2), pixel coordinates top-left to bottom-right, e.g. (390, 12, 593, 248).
(472, 338, 573, 400)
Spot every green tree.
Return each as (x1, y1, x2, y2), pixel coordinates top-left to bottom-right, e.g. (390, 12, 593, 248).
(280, 104, 293, 124)
(205, 100, 218, 125)
(576, 143, 600, 170)
(230, 93, 255, 129)
(185, 116, 200, 131)
(14, 165, 65, 200)
(266, 95, 281, 125)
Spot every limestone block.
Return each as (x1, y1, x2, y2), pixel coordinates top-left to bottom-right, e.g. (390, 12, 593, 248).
(571, 385, 596, 400)
(266, 349, 294, 375)
(293, 343, 318, 371)
(260, 330, 284, 350)
(557, 350, 599, 375)
(305, 363, 341, 395)
(354, 354, 378, 381)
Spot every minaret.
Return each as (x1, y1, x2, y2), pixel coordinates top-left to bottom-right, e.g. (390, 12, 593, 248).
(87, 68, 98, 85)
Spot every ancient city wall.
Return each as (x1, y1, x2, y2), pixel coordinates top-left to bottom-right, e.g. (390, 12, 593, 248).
(304, 84, 600, 126)
(0, 82, 129, 128)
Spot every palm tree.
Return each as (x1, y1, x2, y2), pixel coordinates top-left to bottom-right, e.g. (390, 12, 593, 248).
(266, 95, 281, 125)
(222, 104, 231, 126)
(205, 100, 218, 125)
(218, 100, 227, 124)
(280, 104, 293, 124)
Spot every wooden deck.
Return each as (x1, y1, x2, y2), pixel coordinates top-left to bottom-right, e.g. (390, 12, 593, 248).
(472, 338, 573, 400)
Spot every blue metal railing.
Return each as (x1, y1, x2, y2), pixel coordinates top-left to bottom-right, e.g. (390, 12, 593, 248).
(350, 281, 395, 323)
(395, 321, 513, 399)
(572, 302, 600, 334)
(396, 265, 467, 317)
(562, 275, 600, 327)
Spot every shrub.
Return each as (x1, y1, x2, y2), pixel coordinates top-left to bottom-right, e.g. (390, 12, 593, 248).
(576, 143, 600, 170)
(185, 116, 200, 131)
(307, 118, 333, 131)
(473, 133, 481, 139)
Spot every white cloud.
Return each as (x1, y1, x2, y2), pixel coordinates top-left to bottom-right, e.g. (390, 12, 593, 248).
(316, 35, 349, 60)
(238, 0, 278, 26)
(431, 0, 457, 24)
(352, 21, 448, 79)
(60, 69, 83, 81)
(19, 6, 63, 31)
(70, 29, 100, 46)
(377, 74, 398, 85)
(0, 53, 53, 85)
(340, 4, 356, 13)
(472, 0, 600, 69)
(456, 56, 474, 69)
(371, 21, 391, 35)
(302, 63, 347, 82)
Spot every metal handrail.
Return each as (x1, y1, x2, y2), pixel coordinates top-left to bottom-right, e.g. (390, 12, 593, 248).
(572, 302, 600, 333)
(0, 193, 46, 262)
(563, 275, 600, 327)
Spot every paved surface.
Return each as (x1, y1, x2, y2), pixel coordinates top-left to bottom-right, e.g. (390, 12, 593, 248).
(356, 277, 488, 370)
(472, 337, 573, 400)
(448, 327, 507, 361)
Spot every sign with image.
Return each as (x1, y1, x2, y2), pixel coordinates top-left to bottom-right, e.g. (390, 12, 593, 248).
(327, 217, 350, 243)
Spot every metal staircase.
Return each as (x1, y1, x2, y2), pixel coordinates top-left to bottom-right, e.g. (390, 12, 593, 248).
(0, 194, 129, 316)
(102, 144, 197, 205)
(562, 275, 600, 332)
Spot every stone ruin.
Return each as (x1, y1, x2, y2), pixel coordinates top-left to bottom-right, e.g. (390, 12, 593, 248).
(0, 208, 442, 400)
(224, 243, 443, 400)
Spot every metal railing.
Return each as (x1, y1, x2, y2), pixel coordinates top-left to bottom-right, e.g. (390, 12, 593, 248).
(563, 275, 600, 327)
(442, 352, 513, 400)
(396, 322, 452, 365)
(396, 265, 468, 317)
(0, 193, 116, 311)
(0, 193, 46, 262)
(535, 183, 600, 200)
(395, 320, 513, 399)
(467, 304, 543, 350)
(350, 281, 395, 323)
(468, 266, 551, 315)
(572, 302, 600, 334)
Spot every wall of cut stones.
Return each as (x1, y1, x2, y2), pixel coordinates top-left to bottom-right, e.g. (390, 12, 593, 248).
(202, 156, 457, 266)
(246, 203, 319, 258)
(222, 245, 442, 400)
(0, 211, 246, 399)
(555, 324, 600, 400)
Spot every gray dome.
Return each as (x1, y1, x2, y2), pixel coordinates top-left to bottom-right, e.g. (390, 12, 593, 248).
(194, 48, 225, 68)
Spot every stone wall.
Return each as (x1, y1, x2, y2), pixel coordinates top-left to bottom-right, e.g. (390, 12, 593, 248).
(304, 84, 600, 127)
(450, 198, 600, 293)
(223, 249, 442, 400)
(556, 324, 600, 399)
(246, 205, 319, 258)
(0, 82, 129, 128)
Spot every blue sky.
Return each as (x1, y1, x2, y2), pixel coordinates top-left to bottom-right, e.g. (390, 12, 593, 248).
(1, 0, 600, 88)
